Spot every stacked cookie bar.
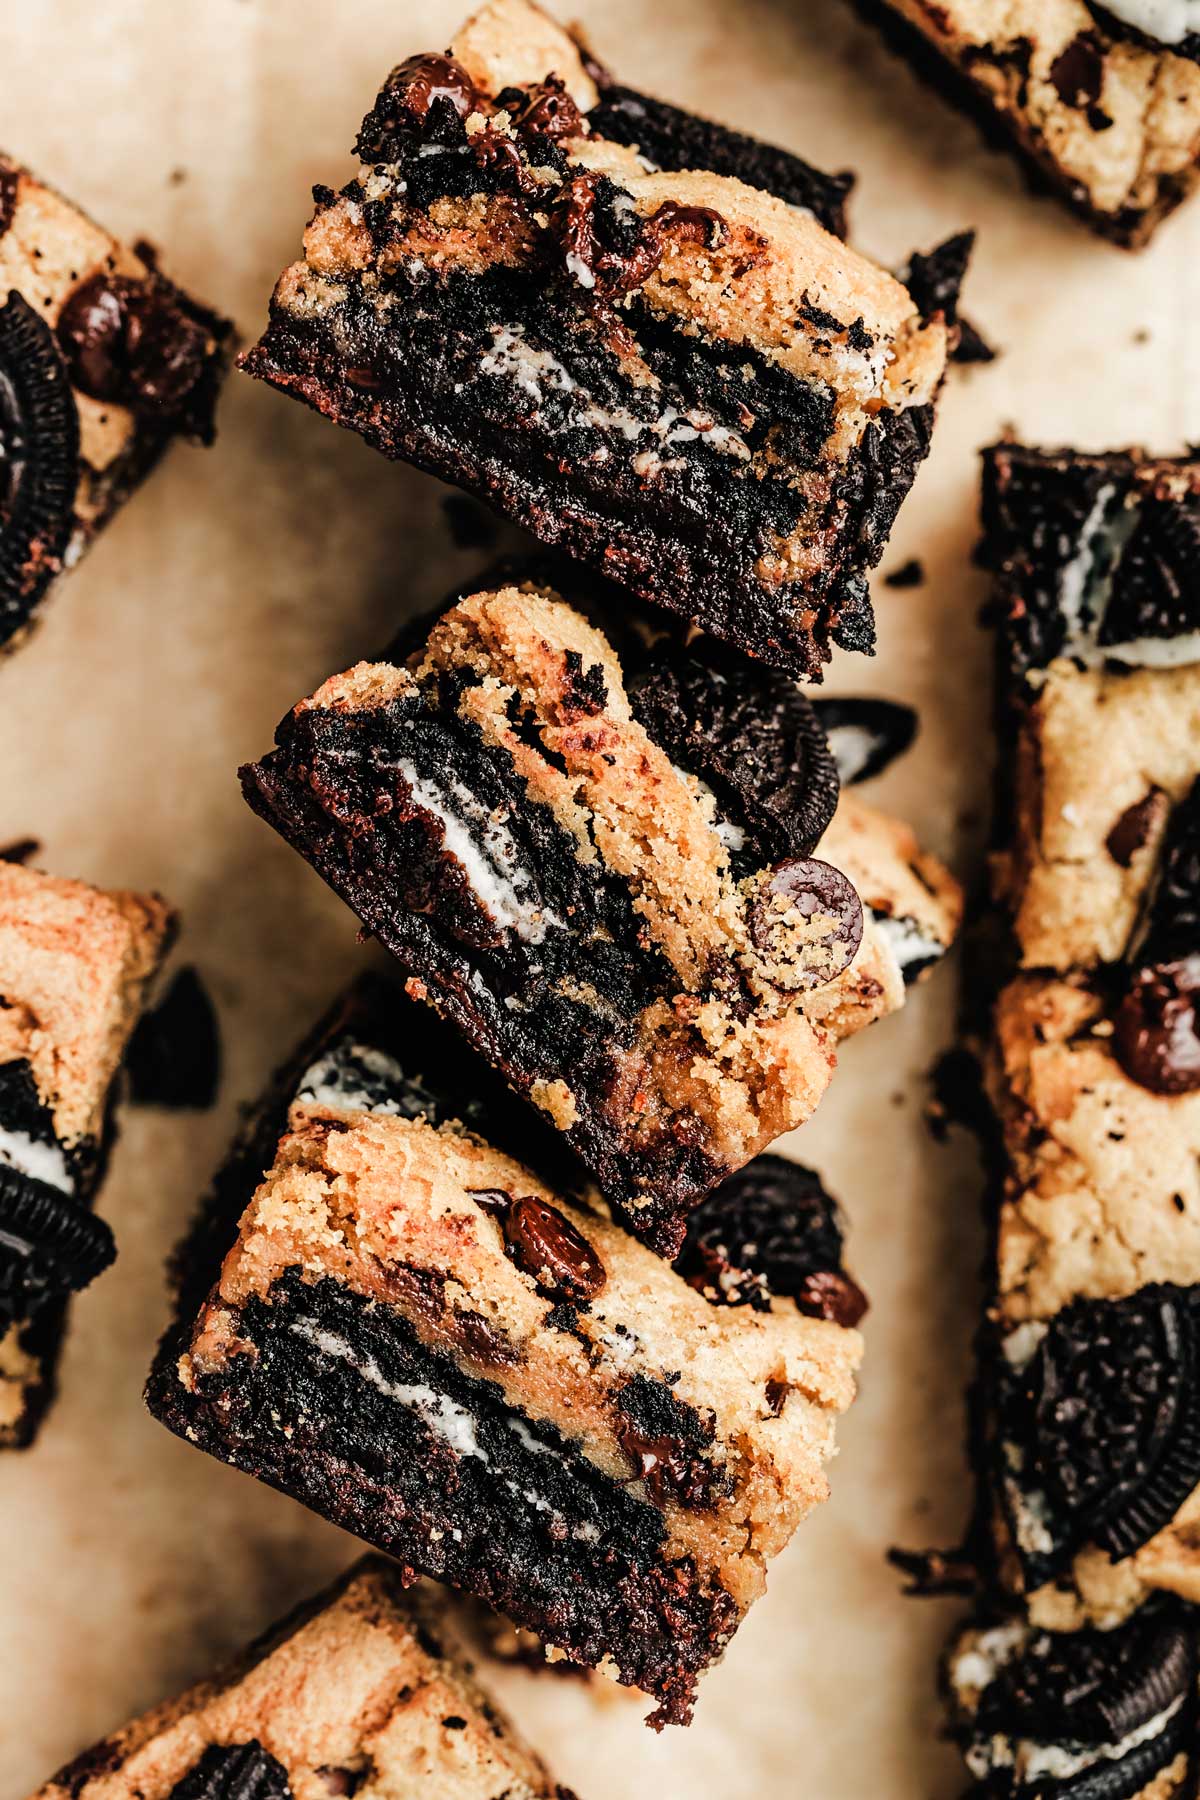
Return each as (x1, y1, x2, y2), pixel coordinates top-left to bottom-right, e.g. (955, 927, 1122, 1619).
(852, 0, 1200, 243)
(29, 1557, 573, 1800)
(0, 154, 231, 652)
(240, 0, 963, 676)
(936, 445, 1200, 1797)
(1, 860, 174, 1447)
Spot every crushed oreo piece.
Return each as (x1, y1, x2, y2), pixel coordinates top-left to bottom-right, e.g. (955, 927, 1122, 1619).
(169, 1742, 294, 1800)
(0, 1166, 115, 1320)
(0, 836, 39, 864)
(812, 697, 917, 786)
(125, 966, 221, 1109)
(674, 1154, 864, 1322)
(900, 231, 993, 365)
(882, 558, 925, 589)
(0, 291, 80, 645)
(628, 642, 839, 866)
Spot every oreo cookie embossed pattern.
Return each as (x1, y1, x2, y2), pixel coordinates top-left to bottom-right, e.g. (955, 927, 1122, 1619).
(240, 0, 963, 677)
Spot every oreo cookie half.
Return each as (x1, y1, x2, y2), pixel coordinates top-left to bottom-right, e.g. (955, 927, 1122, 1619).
(991, 1287, 1200, 1583)
(627, 642, 840, 870)
(811, 696, 917, 787)
(0, 1165, 115, 1322)
(169, 1743, 294, 1800)
(951, 1609, 1196, 1798)
(0, 290, 80, 649)
(1114, 779, 1200, 1096)
(673, 1154, 867, 1327)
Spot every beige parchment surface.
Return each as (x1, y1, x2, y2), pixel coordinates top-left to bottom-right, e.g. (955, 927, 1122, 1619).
(1, 1, 1198, 1793)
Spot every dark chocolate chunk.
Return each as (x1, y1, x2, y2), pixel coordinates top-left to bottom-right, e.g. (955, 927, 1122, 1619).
(1105, 788, 1166, 868)
(993, 1286, 1200, 1572)
(57, 272, 216, 430)
(674, 1154, 865, 1322)
(1115, 780, 1200, 1095)
(0, 1165, 115, 1320)
(747, 858, 863, 989)
(0, 290, 80, 647)
(811, 696, 917, 787)
(125, 966, 221, 1109)
(627, 643, 839, 867)
(169, 1742, 294, 1800)
(500, 1194, 606, 1303)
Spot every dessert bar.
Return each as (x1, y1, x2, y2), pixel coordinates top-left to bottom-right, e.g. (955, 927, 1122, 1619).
(0, 860, 174, 1447)
(923, 445, 1200, 1794)
(240, 0, 961, 677)
(32, 1557, 571, 1800)
(852, 1, 1200, 244)
(0, 153, 232, 653)
(240, 577, 961, 1255)
(147, 977, 866, 1728)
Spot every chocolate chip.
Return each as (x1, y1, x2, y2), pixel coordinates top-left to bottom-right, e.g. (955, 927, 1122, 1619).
(511, 77, 584, 142)
(612, 1372, 722, 1509)
(792, 1267, 869, 1328)
(1049, 33, 1105, 111)
(1106, 788, 1166, 867)
(486, 1192, 606, 1303)
(380, 53, 479, 129)
(56, 273, 213, 420)
(553, 171, 725, 302)
(747, 858, 863, 990)
(1114, 955, 1200, 1095)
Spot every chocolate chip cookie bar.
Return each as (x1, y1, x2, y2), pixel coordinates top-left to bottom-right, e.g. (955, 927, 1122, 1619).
(1, 860, 174, 1447)
(921, 445, 1200, 1794)
(239, 0, 960, 678)
(32, 1557, 570, 1800)
(852, 1, 1200, 244)
(240, 577, 961, 1256)
(0, 154, 232, 654)
(944, 1605, 1198, 1798)
(147, 976, 865, 1728)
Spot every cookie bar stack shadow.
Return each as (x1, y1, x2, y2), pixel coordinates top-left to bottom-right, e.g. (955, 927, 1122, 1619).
(914, 445, 1200, 1797)
(27, 1558, 576, 1800)
(0, 154, 232, 654)
(1, 860, 175, 1448)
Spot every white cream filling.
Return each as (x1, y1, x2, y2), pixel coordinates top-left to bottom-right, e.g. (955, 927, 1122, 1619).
(396, 761, 562, 944)
(875, 912, 940, 974)
(478, 325, 750, 460)
(967, 1695, 1185, 1784)
(1001, 1319, 1049, 1372)
(1101, 0, 1200, 41)
(0, 1125, 73, 1194)
(825, 722, 879, 786)
(297, 1040, 410, 1116)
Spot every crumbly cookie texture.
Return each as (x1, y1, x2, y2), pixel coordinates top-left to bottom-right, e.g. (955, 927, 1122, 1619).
(32, 1558, 569, 1800)
(940, 445, 1200, 1701)
(0, 154, 232, 653)
(240, 0, 959, 677)
(0, 862, 175, 1448)
(856, 0, 1200, 242)
(147, 979, 863, 1729)
(241, 580, 960, 1256)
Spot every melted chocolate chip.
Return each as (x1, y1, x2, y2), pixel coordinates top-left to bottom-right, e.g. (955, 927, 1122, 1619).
(1049, 32, 1105, 111)
(554, 171, 724, 302)
(612, 1373, 722, 1509)
(169, 1742, 294, 1800)
(1106, 788, 1166, 868)
(387, 53, 479, 125)
(791, 1267, 869, 1328)
(1114, 955, 1200, 1095)
(748, 858, 863, 990)
(56, 273, 213, 419)
(511, 77, 584, 142)
(478, 1191, 606, 1303)
(0, 166, 17, 240)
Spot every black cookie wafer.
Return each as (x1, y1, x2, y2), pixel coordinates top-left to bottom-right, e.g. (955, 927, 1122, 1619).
(168, 1743, 294, 1800)
(0, 290, 79, 648)
(0, 1165, 115, 1321)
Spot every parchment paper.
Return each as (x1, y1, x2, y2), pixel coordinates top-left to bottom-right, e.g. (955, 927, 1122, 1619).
(2, 2, 1197, 1793)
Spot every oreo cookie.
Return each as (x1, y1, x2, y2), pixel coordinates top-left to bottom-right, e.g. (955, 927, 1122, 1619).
(812, 697, 917, 787)
(0, 290, 80, 649)
(673, 1154, 867, 1326)
(954, 1609, 1196, 1799)
(1113, 778, 1200, 1096)
(169, 1743, 294, 1800)
(627, 642, 840, 870)
(0, 1165, 115, 1321)
(991, 1287, 1200, 1583)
